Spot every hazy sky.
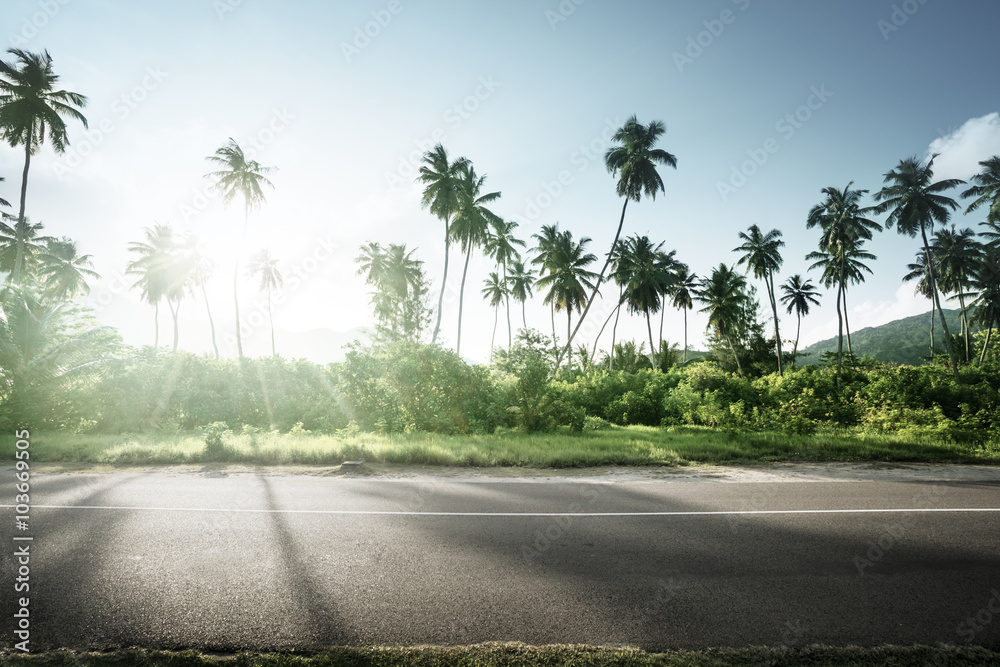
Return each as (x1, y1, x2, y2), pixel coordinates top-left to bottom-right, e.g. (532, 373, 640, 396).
(2, 0, 999, 362)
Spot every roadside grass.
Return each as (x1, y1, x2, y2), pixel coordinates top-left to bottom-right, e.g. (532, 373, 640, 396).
(3, 424, 998, 468)
(2, 643, 999, 666)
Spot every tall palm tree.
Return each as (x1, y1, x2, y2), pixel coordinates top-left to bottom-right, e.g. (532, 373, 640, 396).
(417, 144, 468, 345)
(561, 116, 677, 363)
(450, 162, 501, 356)
(0, 49, 88, 286)
(247, 249, 283, 357)
(903, 250, 938, 359)
(967, 249, 1000, 365)
(779, 275, 820, 367)
(126, 223, 188, 351)
(696, 263, 748, 375)
(356, 242, 427, 343)
(179, 233, 220, 360)
(534, 231, 598, 375)
(933, 225, 982, 361)
(874, 155, 965, 381)
(963, 156, 1000, 225)
(734, 224, 785, 374)
(506, 260, 535, 332)
(807, 183, 881, 372)
(204, 138, 275, 359)
(483, 218, 525, 347)
(669, 266, 698, 364)
(37, 237, 100, 301)
(481, 271, 506, 353)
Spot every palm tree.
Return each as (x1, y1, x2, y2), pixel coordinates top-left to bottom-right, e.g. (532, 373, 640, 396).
(933, 225, 982, 361)
(670, 266, 698, 364)
(247, 249, 283, 356)
(37, 237, 100, 301)
(779, 275, 820, 367)
(481, 271, 506, 353)
(357, 242, 428, 343)
(0, 49, 88, 286)
(874, 155, 965, 380)
(417, 144, 468, 345)
(963, 156, 1000, 225)
(967, 249, 1000, 365)
(807, 182, 881, 372)
(618, 235, 672, 359)
(534, 231, 598, 375)
(126, 224, 183, 350)
(0, 216, 50, 283)
(506, 260, 535, 332)
(561, 116, 677, 363)
(696, 263, 748, 375)
(204, 138, 275, 359)
(734, 224, 785, 374)
(450, 162, 502, 356)
(903, 251, 938, 359)
(0, 175, 10, 210)
(483, 218, 525, 348)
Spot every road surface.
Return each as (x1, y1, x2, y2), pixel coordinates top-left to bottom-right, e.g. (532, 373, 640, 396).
(3, 463, 1000, 651)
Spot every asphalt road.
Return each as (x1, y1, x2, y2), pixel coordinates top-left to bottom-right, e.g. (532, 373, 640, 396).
(3, 464, 1000, 651)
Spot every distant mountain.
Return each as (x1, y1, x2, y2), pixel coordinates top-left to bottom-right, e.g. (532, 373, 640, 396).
(798, 309, 974, 366)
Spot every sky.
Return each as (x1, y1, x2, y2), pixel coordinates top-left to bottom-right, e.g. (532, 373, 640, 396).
(2, 0, 999, 363)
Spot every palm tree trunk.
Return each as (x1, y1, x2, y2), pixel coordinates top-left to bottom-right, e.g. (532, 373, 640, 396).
(979, 323, 993, 366)
(432, 216, 451, 345)
(958, 290, 969, 362)
(793, 312, 801, 367)
(929, 306, 935, 359)
(12, 137, 32, 286)
(726, 332, 743, 375)
(610, 292, 623, 370)
(836, 282, 844, 382)
(591, 288, 624, 364)
(503, 264, 512, 348)
(154, 301, 160, 349)
(551, 302, 557, 350)
(767, 273, 782, 375)
(200, 281, 219, 360)
(268, 287, 276, 356)
(646, 311, 656, 366)
(456, 244, 472, 356)
(522, 300, 527, 332)
(233, 203, 248, 359)
(490, 305, 498, 352)
(841, 282, 853, 357)
(659, 302, 665, 353)
(169, 298, 180, 352)
(921, 231, 961, 383)
(559, 198, 630, 367)
(566, 310, 573, 377)
(683, 307, 688, 364)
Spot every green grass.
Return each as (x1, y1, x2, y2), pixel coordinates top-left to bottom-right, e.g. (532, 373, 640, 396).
(1, 643, 999, 666)
(4, 423, 998, 469)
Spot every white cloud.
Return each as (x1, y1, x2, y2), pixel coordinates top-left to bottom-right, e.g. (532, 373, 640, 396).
(927, 112, 1000, 181)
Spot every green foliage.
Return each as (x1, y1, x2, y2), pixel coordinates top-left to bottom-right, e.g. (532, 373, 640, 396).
(491, 329, 558, 432)
(338, 340, 499, 434)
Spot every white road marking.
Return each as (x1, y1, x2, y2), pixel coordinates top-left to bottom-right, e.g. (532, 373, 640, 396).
(2, 505, 1000, 517)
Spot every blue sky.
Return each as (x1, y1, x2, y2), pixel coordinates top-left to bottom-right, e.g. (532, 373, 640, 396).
(2, 0, 999, 362)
